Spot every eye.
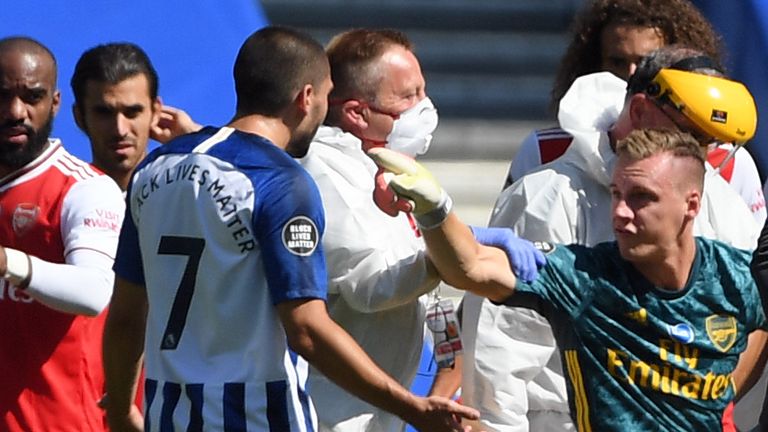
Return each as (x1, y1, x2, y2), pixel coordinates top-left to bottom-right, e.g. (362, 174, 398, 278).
(93, 105, 115, 116)
(123, 106, 144, 119)
(629, 191, 658, 205)
(24, 89, 46, 104)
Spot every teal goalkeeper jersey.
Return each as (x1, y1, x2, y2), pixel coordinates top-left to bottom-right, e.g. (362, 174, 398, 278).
(505, 237, 767, 431)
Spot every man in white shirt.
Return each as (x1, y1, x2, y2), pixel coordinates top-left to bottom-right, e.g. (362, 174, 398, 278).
(300, 29, 543, 432)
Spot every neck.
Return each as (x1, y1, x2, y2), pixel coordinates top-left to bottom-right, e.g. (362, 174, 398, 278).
(360, 138, 386, 153)
(228, 114, 290, 150)
(97, 167, 130, 191)
(632, 237, 697, 291)
(0, 141, 51, 179)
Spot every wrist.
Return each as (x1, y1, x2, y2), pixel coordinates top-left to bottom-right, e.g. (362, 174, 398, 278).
(415, 191, 452, 230)
(392, 391, 424, 425)
(4, 248, 31, 289)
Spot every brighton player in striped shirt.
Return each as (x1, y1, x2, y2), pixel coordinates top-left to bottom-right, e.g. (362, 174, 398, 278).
(102, 26, 478, 432)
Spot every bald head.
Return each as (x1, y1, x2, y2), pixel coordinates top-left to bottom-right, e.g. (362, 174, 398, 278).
(0, 37, 57, 83)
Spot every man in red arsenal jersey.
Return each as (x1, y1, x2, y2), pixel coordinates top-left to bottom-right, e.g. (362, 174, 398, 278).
(0, 37, 124, 430)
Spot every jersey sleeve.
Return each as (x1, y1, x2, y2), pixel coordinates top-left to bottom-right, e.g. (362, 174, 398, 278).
(252, 167, 328, 305)
(113, 182, 145, 285)
(59, 175, 124, 260)
(503, 244, 594, 321)
(731, 147, 766, 224)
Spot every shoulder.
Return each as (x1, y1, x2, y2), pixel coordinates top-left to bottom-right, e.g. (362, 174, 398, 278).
(52, 146, 123, 199)
(696, 237, 755, 293)
(301, 137, 375, 180)
(491, 166, 582, 234)
(495, 166, 581, 212)
(697, 237, 752, 266)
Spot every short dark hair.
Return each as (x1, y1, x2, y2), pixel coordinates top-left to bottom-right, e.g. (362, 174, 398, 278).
(626, 45, 723, 96)
(550, 0, 722, 112)
(71, 43, 159, 114)
(325, 29, 413, 103)
(0, 36, 57, 82)
(233, 26, 328, 117)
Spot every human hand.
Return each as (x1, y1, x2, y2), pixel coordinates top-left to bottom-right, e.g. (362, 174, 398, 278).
(373, 167, 413, 216)
(470, 226, 546, 282)
(406, 396, 479, 432)
(105, 404, 143, 432)
(367, 147, 451, 229)
(151, 105, 202, 144)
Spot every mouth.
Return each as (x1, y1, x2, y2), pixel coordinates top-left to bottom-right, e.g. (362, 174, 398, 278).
(0, 126, 30, 145)
(613, 226, 634, 236)
(111, 141, 135, 155)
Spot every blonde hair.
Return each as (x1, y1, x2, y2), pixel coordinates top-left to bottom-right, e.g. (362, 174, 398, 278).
(616, 128, 705, 189)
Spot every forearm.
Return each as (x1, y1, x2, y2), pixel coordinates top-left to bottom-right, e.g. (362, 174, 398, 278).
(423, 214, 516, 302)
(733, 329, 768, 400)
(428, 354, 462, 398)
(25, 249, 114, 316)
(103, 277, 147, 420)
(279, 299, 421, 422)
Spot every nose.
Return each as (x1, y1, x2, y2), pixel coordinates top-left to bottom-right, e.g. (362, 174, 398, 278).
(115, 113, 130, 137)
(612, 198, 633, 221)
(4, 96, 27, 123)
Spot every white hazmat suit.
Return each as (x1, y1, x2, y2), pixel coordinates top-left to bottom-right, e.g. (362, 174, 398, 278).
(300, 126, 440, 432)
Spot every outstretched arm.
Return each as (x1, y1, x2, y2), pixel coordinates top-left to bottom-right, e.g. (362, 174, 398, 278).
(367, 147, 530, 302)
(277, 298, 478, 431)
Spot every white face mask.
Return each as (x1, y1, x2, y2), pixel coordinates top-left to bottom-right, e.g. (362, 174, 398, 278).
(385, 97, 438, 157)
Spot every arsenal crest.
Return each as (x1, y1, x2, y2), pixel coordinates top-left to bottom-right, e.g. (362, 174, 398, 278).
(12, 203, 39, 236)
(706, 314, 737, 353)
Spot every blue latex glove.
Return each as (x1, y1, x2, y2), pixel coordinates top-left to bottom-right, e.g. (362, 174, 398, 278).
(470, 225, 546, 282)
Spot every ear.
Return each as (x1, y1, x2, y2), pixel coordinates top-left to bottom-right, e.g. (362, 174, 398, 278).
(51, 89, 61, 116)
(294, 84, 313, 116)
(684, 189, 702, 220)
(340, 99, 368, 130)
(627, 93, 651, 128)
(72, 103, 86, 132)
(151, 96, 162, 127)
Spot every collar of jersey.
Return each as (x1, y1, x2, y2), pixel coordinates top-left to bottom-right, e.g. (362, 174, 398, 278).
(627, 242, 702, 300)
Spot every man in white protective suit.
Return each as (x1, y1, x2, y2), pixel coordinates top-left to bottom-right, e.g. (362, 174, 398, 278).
(298, 28, 544, 432)
(459, 46, 766, 431)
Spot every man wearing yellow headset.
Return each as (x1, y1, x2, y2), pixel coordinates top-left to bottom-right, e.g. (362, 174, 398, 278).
(454, 45, 764, 431)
